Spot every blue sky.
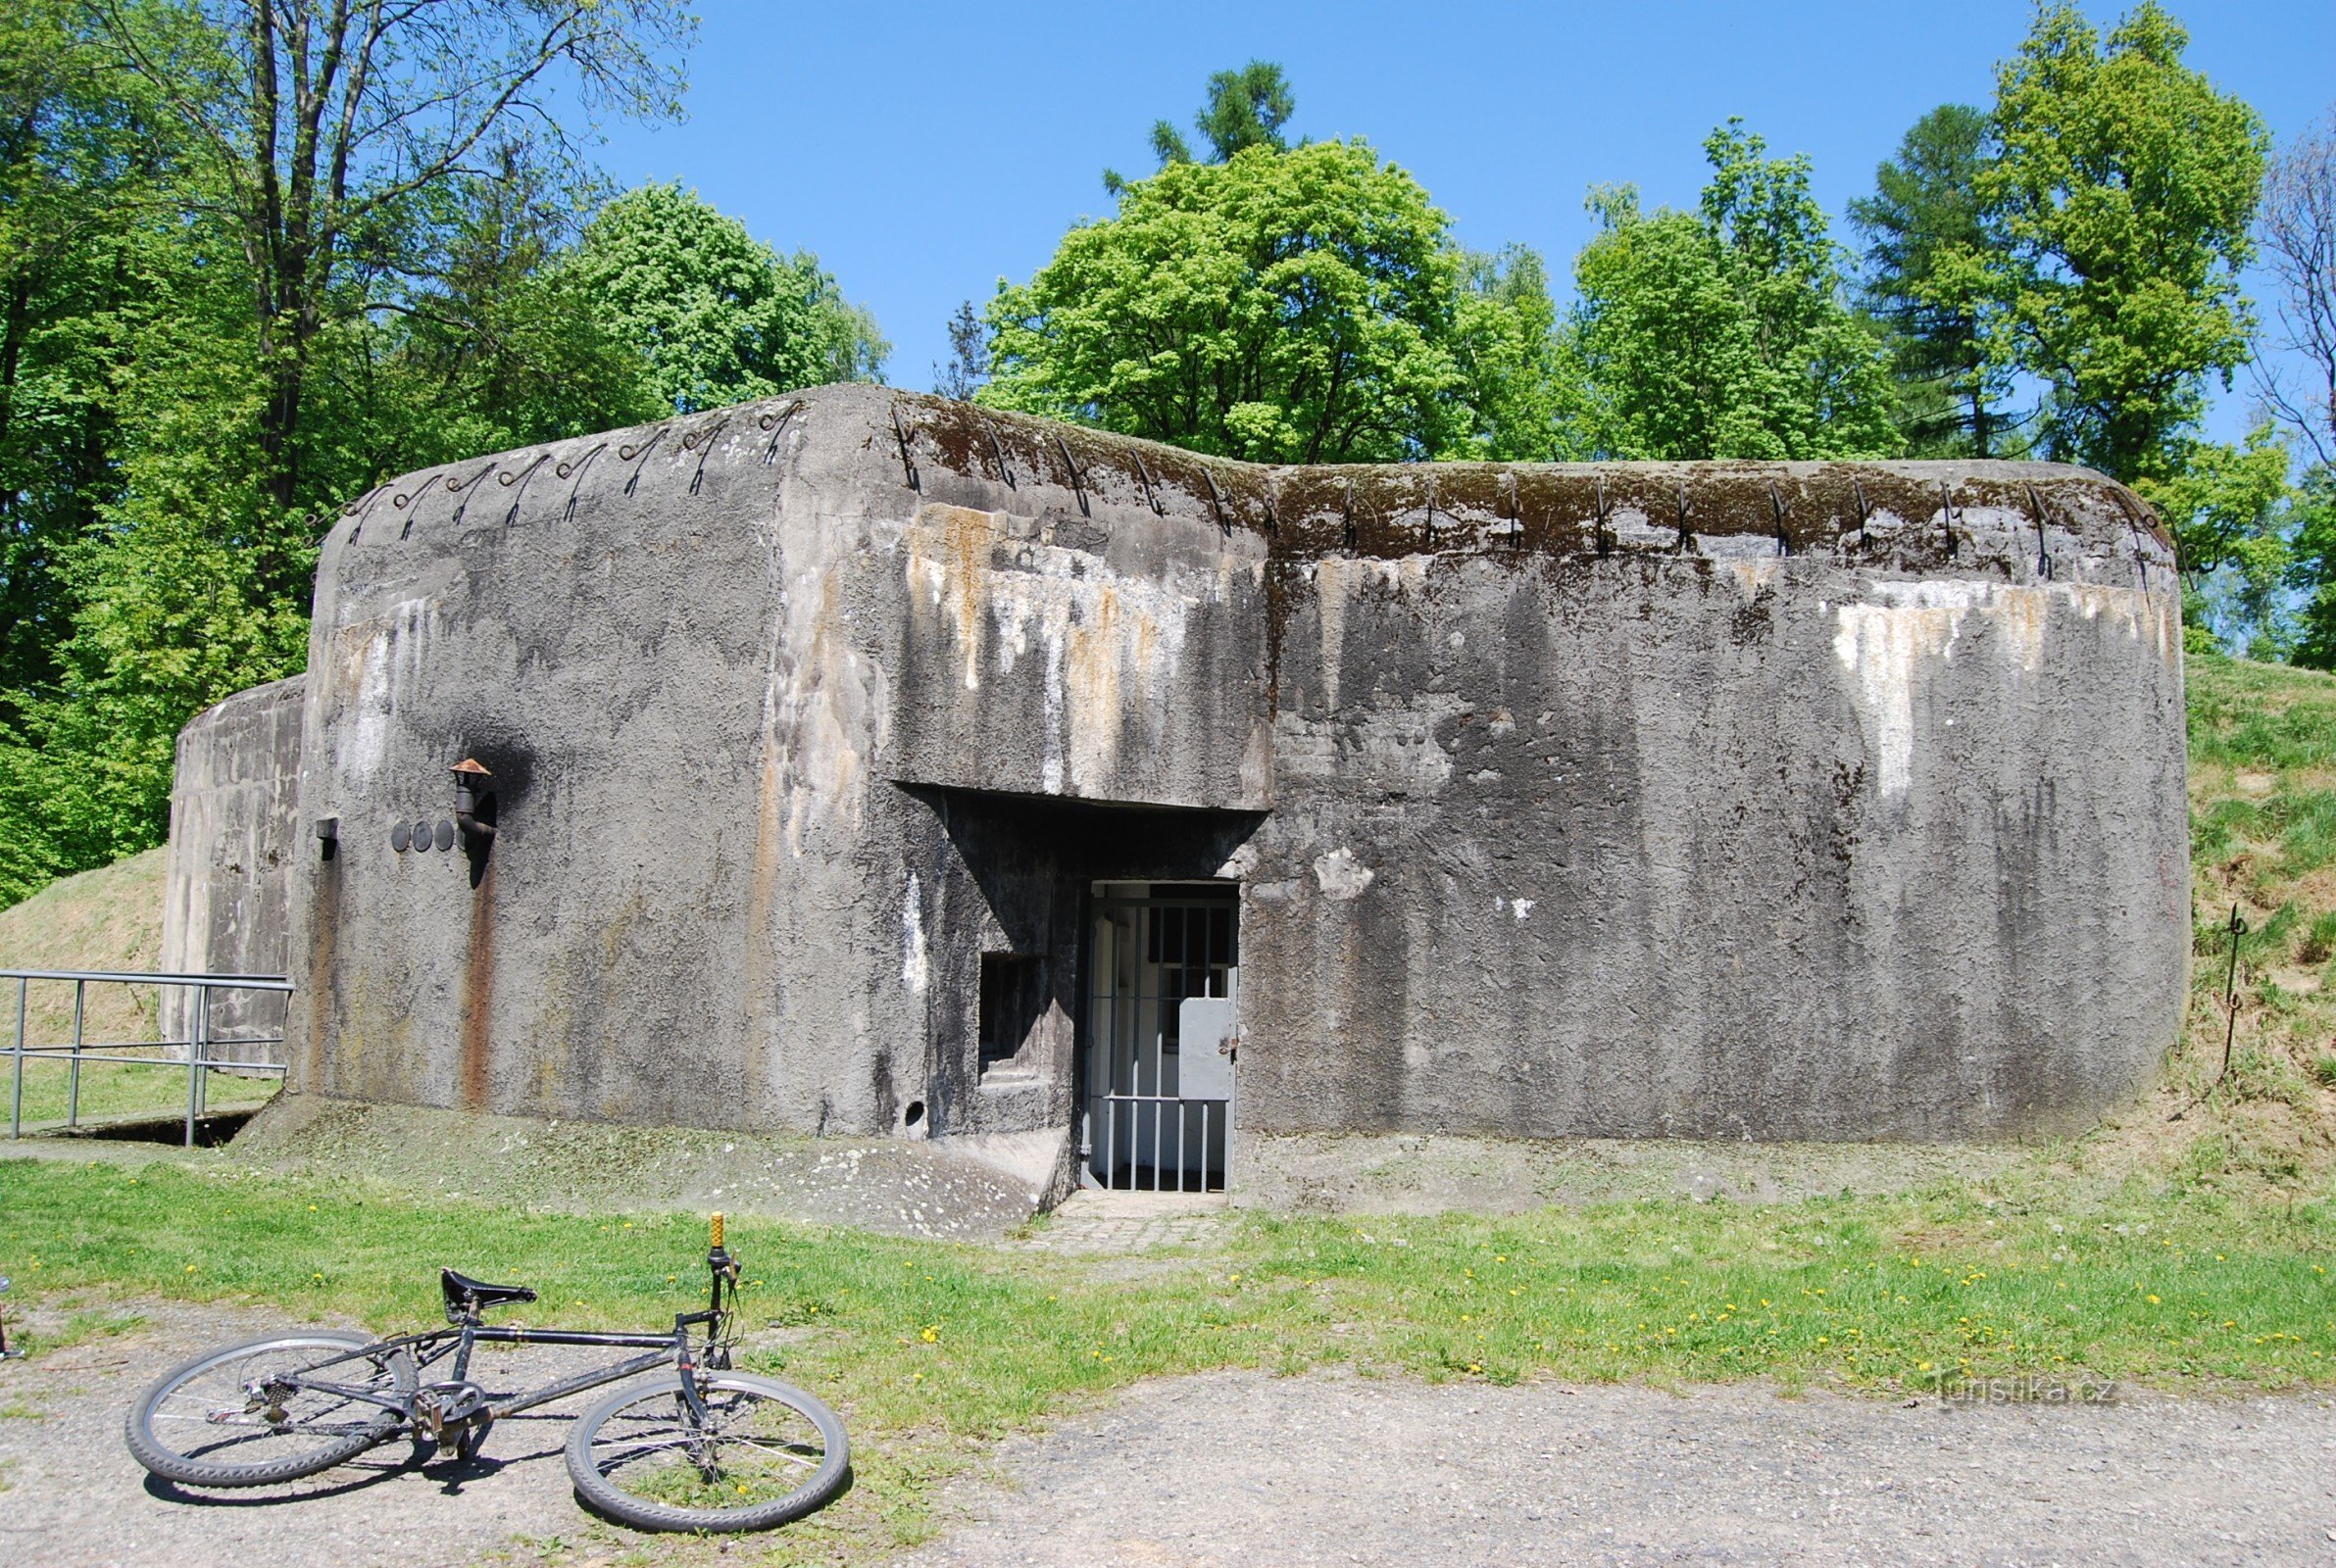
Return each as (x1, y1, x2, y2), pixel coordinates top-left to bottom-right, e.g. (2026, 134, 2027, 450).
(590, 1, 2335, 442)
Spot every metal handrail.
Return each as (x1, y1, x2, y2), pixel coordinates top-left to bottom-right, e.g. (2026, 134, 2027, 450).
(4, 967, 292, 1147)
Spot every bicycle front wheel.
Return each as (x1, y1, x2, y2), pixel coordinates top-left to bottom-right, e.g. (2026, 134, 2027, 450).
(125, 1330, 416, 1488)
(566, 1372, 849, 1533)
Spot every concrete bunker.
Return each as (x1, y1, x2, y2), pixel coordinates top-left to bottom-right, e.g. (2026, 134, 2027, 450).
(170, 383, 2190, 1205)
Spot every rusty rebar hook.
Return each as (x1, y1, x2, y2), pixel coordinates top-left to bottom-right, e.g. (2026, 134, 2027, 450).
(2110, 486, 2153, 592)
(2172, 905, 2249, 1121)
(1936, 480, 1960, 559)
(1201, 466, 1229, 533)
(557, 441, 609, 521)
(758, 400, 804, 465)
(1054, 432, 1088, 516)
(1768, 480, 1793, 557)
(684, 416, 729, 495)
(984, 422, 1017, 488)
(496, 453, 552, 526)
(445, 460, 500, 526)
(2023, 482, 2055, 580)
(1132, 450, 1165, 515)
(889, 404, 919, 491)
(392, 470, 444, 539)
(618, 425, 669, 497)
(342, 484, 390, 542)
(1591, 476, 1612, 558)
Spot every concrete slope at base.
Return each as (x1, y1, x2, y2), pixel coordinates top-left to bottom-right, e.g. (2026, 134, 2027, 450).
(230, 1094, 1048, 1241)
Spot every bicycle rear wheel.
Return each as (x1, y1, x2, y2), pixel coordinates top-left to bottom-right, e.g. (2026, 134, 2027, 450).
(566, 1372, 849, 1533)
(125, 1330, 416, 1488)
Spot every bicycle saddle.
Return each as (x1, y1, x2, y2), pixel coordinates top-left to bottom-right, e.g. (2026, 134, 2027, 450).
(440, 1267, 538, 1321)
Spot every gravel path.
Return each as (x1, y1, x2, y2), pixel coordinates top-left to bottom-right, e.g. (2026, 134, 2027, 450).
(0, 1301, 655, 1568)
(6, 1305, 2334, 1567)
(903, 1369, 2336, 1568)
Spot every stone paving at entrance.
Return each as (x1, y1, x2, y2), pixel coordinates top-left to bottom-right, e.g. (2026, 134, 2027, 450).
(1006, 1189, 1232, 1254)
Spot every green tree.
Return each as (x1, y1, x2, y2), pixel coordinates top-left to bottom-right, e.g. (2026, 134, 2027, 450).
(1569, 122, 1898, 461)
(0, 0, 267, 902)
(2135, 424, 2293, 656)
(565, 182, 886, 416)
(351, 147, 661, 468)
(1850, 104, 2015, 457)
(0, 0, 171, 714)
(1976, 1, 2267, 481)
(2285, 466, 2336, 667)
(90, 0, 696, 518)
(1110, 60, 1298, 194)
(984, 139, 1556, 463)
(1448, 245, 1577, 463)
(934, 299, 989, 401)
(1156, 60, 1295, 166)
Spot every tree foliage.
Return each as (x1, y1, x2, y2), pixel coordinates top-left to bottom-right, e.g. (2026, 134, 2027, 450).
(0, 5, 882, 906)
(1113, 60, 1297, 194)
(934, 299, 989, 402)
(566, 183, 885, 416)
(1569, 122, 1897, 462)
(983, 138, 1558, 464)
(1976, 1, 2266, 481)
(1849, 105, 2013, 457)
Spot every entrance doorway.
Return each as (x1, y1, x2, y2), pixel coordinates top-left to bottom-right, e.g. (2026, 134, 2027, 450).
(1084, 883, 1237, 1192)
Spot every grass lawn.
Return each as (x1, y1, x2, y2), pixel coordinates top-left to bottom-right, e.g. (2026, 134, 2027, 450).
(5, 654, 2336, 1560)
(3, 1153, 2331, 1559)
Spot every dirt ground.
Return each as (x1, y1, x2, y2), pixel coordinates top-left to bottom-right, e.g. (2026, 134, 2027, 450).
(902, 1369, 2336, 1568)
(4, 1301, 2333, 1568)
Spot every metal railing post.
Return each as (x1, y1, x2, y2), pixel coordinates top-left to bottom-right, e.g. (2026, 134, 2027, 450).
(185, 981, 206, 1148)
(68, 978, 84, 1128)
(194, 982, 210, 1118)
(10, 976, 24, 1140)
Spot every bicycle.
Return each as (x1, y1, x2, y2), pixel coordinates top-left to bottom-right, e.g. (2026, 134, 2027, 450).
(123, 1213, 849, 1534)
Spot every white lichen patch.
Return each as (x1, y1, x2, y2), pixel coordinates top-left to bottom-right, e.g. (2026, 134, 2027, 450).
(1832, 580, 2158, 800)
(901, 872, 927, 995)
(1313, 848, 1375, 901)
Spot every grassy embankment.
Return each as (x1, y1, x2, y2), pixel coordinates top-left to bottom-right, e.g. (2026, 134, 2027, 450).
(3, 653, 2336, 1562)
(0, 848, 275, 1127)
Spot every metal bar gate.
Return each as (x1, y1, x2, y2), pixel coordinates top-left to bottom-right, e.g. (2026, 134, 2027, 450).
(1085, 891, 1236, 1193)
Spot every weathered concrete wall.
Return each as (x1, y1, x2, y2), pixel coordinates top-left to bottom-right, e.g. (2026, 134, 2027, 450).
(161, 674, 307, 1058)
(278, 384, 2185, 1152)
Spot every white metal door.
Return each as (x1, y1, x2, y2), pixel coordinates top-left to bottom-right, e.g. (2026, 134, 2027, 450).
(1085, 890, 1236, 1191)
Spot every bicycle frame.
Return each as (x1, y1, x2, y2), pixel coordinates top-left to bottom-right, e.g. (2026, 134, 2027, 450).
(276, 1221, 743, 1433)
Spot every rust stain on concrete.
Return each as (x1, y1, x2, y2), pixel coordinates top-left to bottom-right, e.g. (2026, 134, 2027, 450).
(459, 857, 496, 1110)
